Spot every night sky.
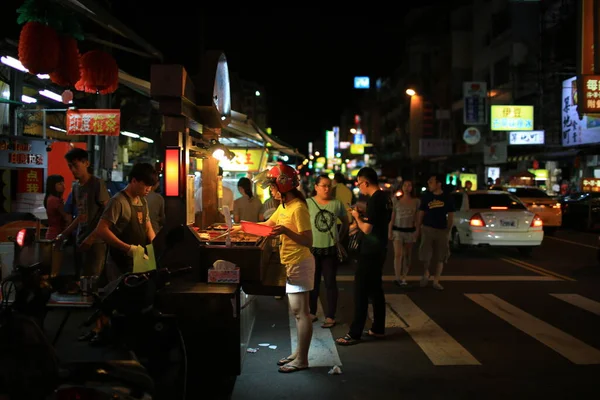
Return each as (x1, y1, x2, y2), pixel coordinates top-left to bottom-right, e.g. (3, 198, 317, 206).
(1, 1, 443, 150)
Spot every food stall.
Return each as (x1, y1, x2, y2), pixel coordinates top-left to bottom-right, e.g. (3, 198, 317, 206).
(150, 53, 285, 398)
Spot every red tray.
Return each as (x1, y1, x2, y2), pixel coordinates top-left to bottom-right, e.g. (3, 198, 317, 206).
(240, 221, 273, 237)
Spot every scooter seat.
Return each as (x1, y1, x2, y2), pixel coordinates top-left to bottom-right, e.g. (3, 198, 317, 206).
(61, 358, 154, 394)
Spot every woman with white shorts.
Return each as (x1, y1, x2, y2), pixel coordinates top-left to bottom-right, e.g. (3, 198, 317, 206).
(258, 163, 315, 373)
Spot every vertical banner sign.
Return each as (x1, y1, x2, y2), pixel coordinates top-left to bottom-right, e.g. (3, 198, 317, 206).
(66, 109, 121, 136)
(580, 0, 594, 75)
(17, 168, 43, 193)
(463, 82, 487, 125)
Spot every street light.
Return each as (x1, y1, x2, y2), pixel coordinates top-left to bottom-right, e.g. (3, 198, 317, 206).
(405, 88, 417, 96)
(255, 90, 261, 97)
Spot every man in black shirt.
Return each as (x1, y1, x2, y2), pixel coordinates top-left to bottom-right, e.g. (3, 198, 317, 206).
(416, 174, 455, 290)
(336, 167, 392, 346)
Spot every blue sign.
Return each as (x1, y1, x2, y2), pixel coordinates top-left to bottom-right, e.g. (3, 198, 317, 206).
(354, 76, 370, 89)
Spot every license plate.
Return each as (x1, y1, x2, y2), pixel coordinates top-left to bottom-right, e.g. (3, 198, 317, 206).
(500, 219, 516, 227)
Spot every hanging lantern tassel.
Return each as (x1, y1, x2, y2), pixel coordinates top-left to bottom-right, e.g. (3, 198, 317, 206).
(61, 89, 73, 104)
(75, 50, 119, 94)
(18, 21, 60, 75)
(50, 36, 81, 87)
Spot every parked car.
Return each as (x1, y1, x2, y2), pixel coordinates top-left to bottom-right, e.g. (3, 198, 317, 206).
(502, 186, 562, 235)
(560, 191, 600, 230)
(450, 190, 544, 255)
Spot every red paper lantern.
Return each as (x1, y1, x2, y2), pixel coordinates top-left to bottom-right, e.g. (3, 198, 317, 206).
(75, 50, 119, 94)
(18, 22, 60, 75)
(50, 36, 80, 87)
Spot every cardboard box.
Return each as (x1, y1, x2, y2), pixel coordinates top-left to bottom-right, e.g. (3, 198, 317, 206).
(207, 268, 240, 283)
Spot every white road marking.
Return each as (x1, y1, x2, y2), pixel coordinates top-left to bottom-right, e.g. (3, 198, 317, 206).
(550, 294, 600, 316)
(385, 294, 481, 366)
(466, 293, 600, 365)
(336, 275, 561, 282)
(546, 236, 598, 250)
(288, 299, 342, 367)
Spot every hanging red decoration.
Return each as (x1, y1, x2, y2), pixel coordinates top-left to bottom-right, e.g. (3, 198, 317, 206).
(75, 50, 119, 94)
(18, 21, 60, 74)
(50, 36, 80, 87)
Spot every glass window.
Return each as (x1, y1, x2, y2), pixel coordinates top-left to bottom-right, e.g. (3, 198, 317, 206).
(467, 194, 526, 210)
(506, 188, 549, 198)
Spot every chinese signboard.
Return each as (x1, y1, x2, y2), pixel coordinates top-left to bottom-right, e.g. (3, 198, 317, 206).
(509, 130, 545, 145)
(0, 138, 46, 169)
(16, 168, 43, 193)
(582, 177, 600, 192)
(562, 76, 600, 146)
(66, 109, 121, 136)
(463, 82, 487, 125)
(219, 149, 265, 172)
(580, 75, 600, 113)
(490, 106, 534, 131)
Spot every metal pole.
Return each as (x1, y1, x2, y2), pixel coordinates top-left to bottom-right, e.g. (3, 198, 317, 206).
(13, 107, 17, 136)
(42, 109, 46, 139)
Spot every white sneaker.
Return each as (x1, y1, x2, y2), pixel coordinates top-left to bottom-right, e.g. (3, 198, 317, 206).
(420, 274, 429, 287)
(432, 282, 444, 291)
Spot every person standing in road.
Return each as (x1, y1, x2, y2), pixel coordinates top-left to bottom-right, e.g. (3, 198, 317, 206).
(336, 167, 392, 346)
(259, 163, 314, 373)
(416, 174, 455, 291)
(307, 174, 349, 328)
(389, 179, 420, 287)
(94, 163, 158, 281)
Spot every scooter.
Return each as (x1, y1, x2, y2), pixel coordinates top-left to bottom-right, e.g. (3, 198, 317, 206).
(0, 262, 190, 400)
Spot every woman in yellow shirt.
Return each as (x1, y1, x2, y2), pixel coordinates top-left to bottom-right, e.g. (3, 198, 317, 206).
(260, 163, 314, 373)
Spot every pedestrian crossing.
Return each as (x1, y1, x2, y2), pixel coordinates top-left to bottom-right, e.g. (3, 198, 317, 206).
(292, 292, 600, 368)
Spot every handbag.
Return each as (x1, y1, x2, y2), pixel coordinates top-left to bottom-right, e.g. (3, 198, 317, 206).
(310, 198, 347, 263)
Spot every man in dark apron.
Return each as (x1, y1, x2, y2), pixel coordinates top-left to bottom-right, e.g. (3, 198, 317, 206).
(95, 162, 158, 279)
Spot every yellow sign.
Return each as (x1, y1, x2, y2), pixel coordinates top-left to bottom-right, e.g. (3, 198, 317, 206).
(491, 105, 534, 131)
(459, 173, 478, 190)
(350, 144, 364, 155)
(219, 149, 265, 172)
(528, 169, 548, 180)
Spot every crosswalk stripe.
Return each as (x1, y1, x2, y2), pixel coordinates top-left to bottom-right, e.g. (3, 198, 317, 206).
(466, 294, 600, 365)
(368, 301, 408, 329)
(336, 275, 561, 282)
(385, 294, 481, 366)
(550, 294, 600, 316)
(288, 299, 342, 367)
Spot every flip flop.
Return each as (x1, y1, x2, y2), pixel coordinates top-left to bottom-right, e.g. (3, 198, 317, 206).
(335, 334, 361, 346)
(278, 364, 309, 373)
(276, 357, 295, 366)
(321, 321, 336, 329)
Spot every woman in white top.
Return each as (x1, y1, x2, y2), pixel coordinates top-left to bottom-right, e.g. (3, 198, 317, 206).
(388, 180, 420, 286)
(234, 177, 262, 223)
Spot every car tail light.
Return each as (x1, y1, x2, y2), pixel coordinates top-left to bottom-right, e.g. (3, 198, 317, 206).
(16, 229, 26, 247)
(470, 213, 486, 227)
(530, 214, 543, 228)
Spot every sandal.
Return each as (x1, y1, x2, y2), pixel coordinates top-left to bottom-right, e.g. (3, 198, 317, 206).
(321, 320, 336, 329)
(335, 334, 361, 346)
(277, 357, 295, 366)
(278, 364, 309, 373)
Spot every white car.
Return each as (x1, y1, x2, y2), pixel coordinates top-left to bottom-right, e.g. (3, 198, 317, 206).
(450, 190, 544, 255)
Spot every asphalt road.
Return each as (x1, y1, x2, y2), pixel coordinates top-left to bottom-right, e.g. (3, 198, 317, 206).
(37, 229, 600, 399)
(232, 230, 600, 400)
